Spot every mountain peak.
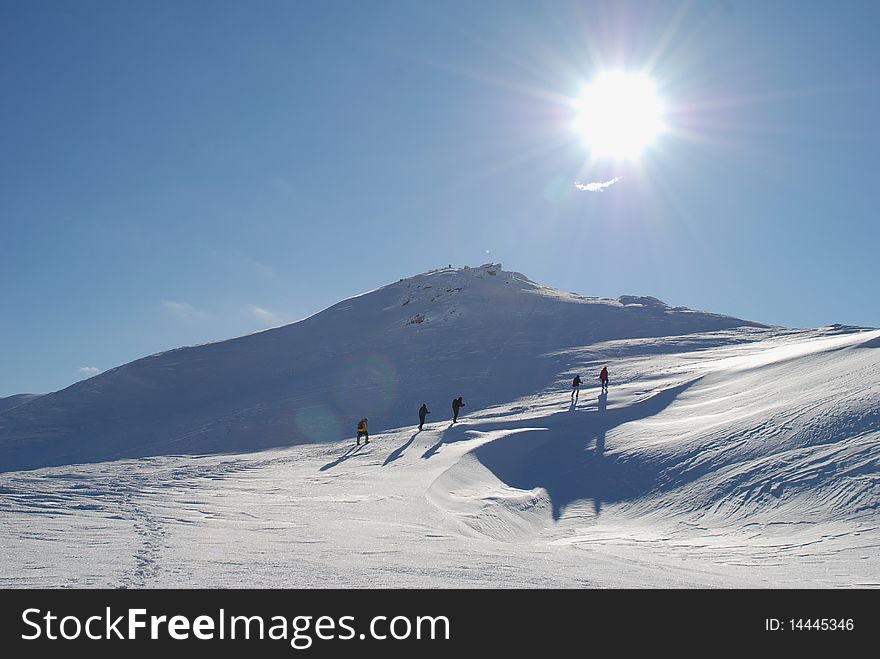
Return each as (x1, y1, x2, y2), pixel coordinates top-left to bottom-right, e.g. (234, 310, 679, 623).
(395, 262, 522, 288)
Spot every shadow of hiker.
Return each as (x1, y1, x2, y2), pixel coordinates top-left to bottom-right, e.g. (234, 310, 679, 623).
(593, 392, 609, 513)
(319, 443, 364, 471)
(384, 431, 420, 466)
(422, 422, 476, 459)
(474, 380, 698, 520)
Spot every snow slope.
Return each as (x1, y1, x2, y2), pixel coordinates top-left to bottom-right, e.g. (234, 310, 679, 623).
(0, 266, 877, 586)
(0, 394, 40, 415)
(0, 264, 762, 472)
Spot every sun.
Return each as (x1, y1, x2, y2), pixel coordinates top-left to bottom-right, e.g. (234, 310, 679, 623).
(573, 72, 665, 159)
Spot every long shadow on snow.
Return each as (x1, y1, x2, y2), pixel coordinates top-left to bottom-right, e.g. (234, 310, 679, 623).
(383, 432, 420, 466)
(448, 381, 697, 520)
(422, 424, 460, 460)
(319, 444, 365, 471)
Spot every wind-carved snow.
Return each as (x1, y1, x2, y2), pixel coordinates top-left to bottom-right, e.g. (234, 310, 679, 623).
(1, 265, 878, 587)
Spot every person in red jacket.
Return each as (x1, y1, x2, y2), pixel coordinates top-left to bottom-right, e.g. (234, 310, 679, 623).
(599, 367, 609, 393)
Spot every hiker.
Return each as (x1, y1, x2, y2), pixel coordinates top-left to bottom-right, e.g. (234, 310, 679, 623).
(356, 418, 369, 445)
(599, 366, 609, 393)
(571, 374, 582, 403)
(418, 403, 430, 431)
(452, 396, 465, 423)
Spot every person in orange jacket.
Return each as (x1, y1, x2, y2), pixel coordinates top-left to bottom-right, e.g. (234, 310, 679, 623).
(356, 418, 369, 445)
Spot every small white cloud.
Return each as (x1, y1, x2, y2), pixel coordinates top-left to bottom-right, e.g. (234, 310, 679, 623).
(211, 249, 275, 279)
(161, 299, 208, 319)
(574, 177, 621, 192)
(249, 259, 275, 279)
(78, 366, 100, 376)
(249, 304, 281, 325)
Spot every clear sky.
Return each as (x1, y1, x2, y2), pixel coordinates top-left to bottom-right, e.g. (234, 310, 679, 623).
(2, 0, 878, 396)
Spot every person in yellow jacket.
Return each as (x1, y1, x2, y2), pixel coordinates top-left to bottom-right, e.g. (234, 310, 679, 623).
(356, 418, 369, 445)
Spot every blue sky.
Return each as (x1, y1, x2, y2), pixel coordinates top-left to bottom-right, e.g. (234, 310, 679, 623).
(2, 0, 878, 396)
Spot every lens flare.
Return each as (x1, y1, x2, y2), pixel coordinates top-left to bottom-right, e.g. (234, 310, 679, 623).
(333, 353, 399, 417)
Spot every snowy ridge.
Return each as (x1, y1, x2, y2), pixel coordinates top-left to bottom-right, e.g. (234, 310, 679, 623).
(0, 264, 762, 472)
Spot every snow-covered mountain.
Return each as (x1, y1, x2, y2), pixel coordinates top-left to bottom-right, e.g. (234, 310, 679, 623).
(0, 264, 763, 472)
(2, 265, 878, 587)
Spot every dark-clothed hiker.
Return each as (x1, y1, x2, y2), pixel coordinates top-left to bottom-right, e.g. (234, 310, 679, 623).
(357, 418, 369, 445)
(418, 404, 430, 431)
(452, 396, 465, 423)
(571, 375, 582, 403)
(599, 367, 609, 393)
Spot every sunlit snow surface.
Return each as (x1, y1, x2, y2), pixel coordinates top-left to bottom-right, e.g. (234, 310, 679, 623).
(2, 325, 878, 587)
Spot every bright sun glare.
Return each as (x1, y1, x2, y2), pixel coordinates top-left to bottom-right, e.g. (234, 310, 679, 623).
(574, 72, 665, 159)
